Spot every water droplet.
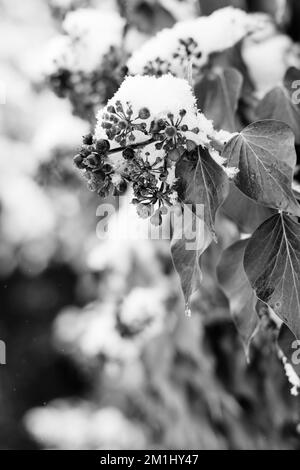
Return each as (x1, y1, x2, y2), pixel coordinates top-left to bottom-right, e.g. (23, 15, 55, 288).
(185, 304, 192, 318)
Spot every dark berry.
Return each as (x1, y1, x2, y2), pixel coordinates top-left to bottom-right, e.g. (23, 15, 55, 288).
(96, 139, 110, 154)
(159, 170, 168, 181)
(80, 147, 91, 158)
(157, 119, 166, 129)
(122, 148, 135, 160)
(113, 180, 127, 196)
(73, 154, 85, 169)
(102, 163, 113, 174)
(82, 133, 93, 145)
(118, 180, 128, 194)
(93, 170, 105, 181)
(86, 153, 100, 168)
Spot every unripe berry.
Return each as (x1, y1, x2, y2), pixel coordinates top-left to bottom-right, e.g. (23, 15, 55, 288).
(165, 126, 177, 138)
(168, 148, 181, 162)
(138, 107, 151, 120)
(160, 206, 169, 215)
(136, 204, 152, 219)
(151, 211, 163, 226)
(107, 106, 116, 114)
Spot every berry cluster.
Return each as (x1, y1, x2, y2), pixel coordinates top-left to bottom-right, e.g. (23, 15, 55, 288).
(142, 38, 205, 77)
(74, 107, 202, 222)
(74, 111, 181, 219)
(73, 74, 230, 224)
(48, 47, 125, 120)
(74, 133, 124, 197)
(143, 58, 172, 77)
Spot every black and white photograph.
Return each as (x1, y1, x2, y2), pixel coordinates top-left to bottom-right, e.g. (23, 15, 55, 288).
(1, 0, 300, 454)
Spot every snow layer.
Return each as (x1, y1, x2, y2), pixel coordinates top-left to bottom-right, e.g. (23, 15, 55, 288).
(127, 7, 268, 77)
(45, 8, 125, 74)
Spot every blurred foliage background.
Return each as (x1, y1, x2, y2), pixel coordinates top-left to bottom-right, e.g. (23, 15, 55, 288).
(1, 0, 300, 450)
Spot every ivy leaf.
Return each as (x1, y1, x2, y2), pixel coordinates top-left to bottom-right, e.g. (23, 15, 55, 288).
(175, 147, 230, 238)
(195, 67, 243, 132)
(171, 147, 229, 309)
(222, 183, 275, 233)
(247, 0, 289, 21)
(256, 68, 300, 144)
(244, 213, 300, 339)
(125, 0, 175, 35)
(199, 0, 246, 15)
(223, 120, 300, 216)
(217, 239, 259, 357)
(171, 208, 212, 311)
(278, 324, 300, 378)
